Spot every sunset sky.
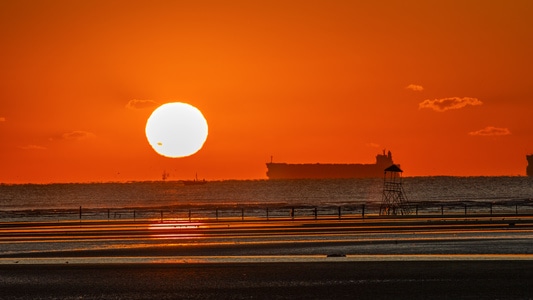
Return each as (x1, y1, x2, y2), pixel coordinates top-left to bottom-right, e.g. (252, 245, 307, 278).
(1, 0, 532, 183)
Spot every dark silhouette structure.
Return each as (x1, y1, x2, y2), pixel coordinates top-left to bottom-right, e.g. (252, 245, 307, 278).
(182, 173, 207, 185)
(527, 155, 533, 176)
(266, 150, 395, 179)
(380, 164, 410, 215)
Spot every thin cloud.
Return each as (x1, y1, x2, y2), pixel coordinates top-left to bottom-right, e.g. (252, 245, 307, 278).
(405, 84, 424, 92)
(469, 126, 511, 137)
(419, 97, 482, 112)
(366, 142, 380, 148)
(0, 117, 5, 122)
(126, 99, 158, 110)
(62, 131, 95, 141)
(19, 144, 46, 150)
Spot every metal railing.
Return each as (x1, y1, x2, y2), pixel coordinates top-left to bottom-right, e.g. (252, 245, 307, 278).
(1, 199, 533, 223)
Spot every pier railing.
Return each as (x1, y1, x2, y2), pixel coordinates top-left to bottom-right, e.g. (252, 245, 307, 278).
(1, 200, 533, 223)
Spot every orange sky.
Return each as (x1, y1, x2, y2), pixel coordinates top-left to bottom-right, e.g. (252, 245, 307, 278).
(1, 0, 533, 183)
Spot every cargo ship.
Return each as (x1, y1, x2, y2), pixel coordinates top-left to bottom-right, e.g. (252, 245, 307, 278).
(266, 150, 396, 179)
(527, 155, 533, 176)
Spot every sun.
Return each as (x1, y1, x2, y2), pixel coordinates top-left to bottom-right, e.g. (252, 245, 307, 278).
(145, 102, 208, 158)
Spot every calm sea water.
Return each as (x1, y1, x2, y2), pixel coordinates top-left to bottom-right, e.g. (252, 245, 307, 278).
(1, 177, 532, 211)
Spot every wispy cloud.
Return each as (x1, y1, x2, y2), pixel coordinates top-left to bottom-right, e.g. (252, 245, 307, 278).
(419, 97, 482, 112)
(62, 131, 95, 141)
(0, 117, 5, 122)
(405, 84, 424, 92)
(126, 99, 158, 110)
(366, 142, 380, 148)
(19, 144, 46, 150)
(469, 126, 511, 137)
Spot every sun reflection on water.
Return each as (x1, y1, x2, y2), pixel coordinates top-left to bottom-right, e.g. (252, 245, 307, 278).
(148, 222, 205, 239)
(149, 222, 203, 230)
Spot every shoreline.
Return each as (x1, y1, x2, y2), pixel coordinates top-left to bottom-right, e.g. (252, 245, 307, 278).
(2, 216, 533, 260)
(3, 253, 533, 265)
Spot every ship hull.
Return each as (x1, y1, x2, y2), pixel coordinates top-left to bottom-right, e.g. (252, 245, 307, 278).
(266, 163, 388, 179)
(266, 151, 396, 180)
(527, 155, 533, 176)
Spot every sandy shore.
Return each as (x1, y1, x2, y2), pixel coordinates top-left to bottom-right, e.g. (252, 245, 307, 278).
(2, 217, 533, 299)
(2, 261, 533, 299)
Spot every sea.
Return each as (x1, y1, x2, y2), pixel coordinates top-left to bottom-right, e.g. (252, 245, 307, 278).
(1, 177, 533, 222)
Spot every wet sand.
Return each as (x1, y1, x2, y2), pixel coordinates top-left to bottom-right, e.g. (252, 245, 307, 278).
(2, 217, 533, 299)
(2, 216, 533, 258)
(2, 261, 533, 299)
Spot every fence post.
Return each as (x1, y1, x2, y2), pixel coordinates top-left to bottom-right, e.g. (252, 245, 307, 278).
(241, 208, 244, 221)
(107, 209, 110, 221)
(490, 203, 493, 215)
(134, 210, 136, 222)
(516, 204, 518, 215)
(79, 206, 82, 221)
(338, 207, 341, 220)
(291, 207, 294, 220)
(441, 205, 444, 216)
(266, 208, 269, 221)
(464, 204, 467, 215)
(362, 204, 365, 219)
(314, 207, 318, 220)
(216, 209, 219, 221)
(160, 210, 163, 223)
(416, 205, 418, 216)
(188, 209, 191, 222)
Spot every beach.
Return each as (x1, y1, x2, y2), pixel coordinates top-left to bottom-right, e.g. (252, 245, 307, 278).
(1, 216, 533, 299)
(2, 261, 533, 299)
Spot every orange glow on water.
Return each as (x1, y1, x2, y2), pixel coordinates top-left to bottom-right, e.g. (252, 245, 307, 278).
(148, 221, 203, 230)
(148, 223, 204, 239)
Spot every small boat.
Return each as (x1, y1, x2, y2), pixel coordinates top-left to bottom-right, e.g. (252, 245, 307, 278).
(182, 173, 207, 185)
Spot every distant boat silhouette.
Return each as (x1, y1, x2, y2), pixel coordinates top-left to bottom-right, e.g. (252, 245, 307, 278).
(266, 150, 396, 179)
(182, 173, 207, 185)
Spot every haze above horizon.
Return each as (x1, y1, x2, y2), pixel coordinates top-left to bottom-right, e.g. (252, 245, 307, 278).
(1, 0, 532, 184)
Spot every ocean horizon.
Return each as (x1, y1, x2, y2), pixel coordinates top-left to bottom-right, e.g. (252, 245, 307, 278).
(1, 176, 532, 211)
